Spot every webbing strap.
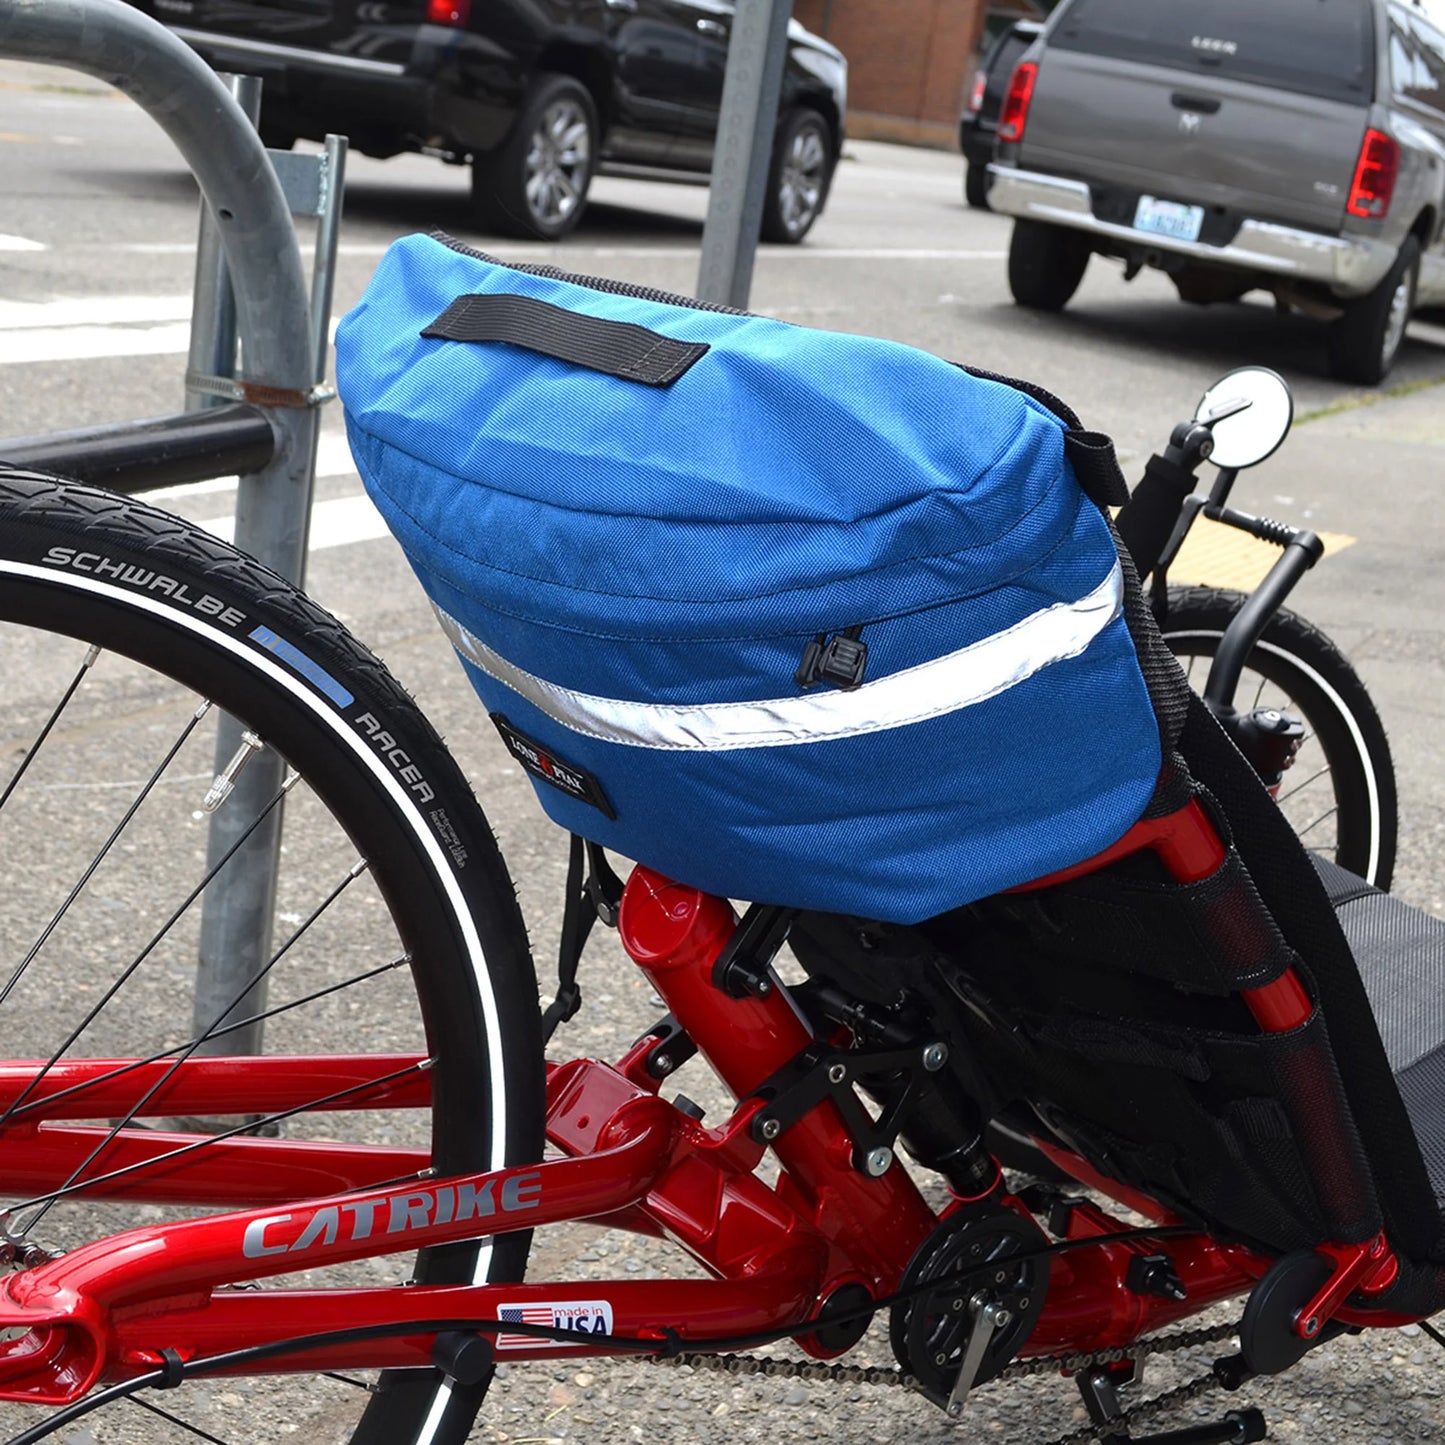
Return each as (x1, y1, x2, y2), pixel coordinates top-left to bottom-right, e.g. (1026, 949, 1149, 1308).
(422, 292, 710, 387)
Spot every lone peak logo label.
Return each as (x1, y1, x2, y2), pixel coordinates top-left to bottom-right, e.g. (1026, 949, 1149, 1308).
(491, 715, 616, 818)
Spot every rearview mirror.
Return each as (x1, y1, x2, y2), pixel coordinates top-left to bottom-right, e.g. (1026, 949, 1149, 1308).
(1193, 367, 1294, 470)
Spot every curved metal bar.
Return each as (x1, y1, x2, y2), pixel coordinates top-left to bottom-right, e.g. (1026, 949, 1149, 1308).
(0, 0, 316, 581)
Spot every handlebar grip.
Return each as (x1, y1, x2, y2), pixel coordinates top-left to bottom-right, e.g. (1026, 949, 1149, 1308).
(1114, 451, 1200, 581)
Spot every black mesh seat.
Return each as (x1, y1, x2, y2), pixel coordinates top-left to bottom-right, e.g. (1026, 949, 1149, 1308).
(1313, 854, 1445, 1209)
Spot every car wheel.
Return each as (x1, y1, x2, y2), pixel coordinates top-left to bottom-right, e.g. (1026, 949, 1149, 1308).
(472, 74, 597, 241)
(964, 160, 990, 211)
(1327, 235, 1419, 386)
(761, 108, 833, 244)
(1007, 219, 1091, 311)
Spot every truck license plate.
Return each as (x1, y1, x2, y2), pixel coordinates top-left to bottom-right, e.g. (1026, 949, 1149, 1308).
(1132, 195, 1205, 243)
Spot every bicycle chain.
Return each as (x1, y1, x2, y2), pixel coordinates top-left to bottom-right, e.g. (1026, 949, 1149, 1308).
(648, 1318, 1244, 1443)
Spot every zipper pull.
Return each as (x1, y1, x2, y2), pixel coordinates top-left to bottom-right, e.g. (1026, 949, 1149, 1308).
(796, 626, 868, 691)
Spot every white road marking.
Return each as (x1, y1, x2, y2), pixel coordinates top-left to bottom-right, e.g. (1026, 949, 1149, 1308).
(0, 233, 45, 252)
(93, 240, 1009, 261)
(200, 491, 387, 553)
(325, 243, 1007, 260)
(0, 295, 192, 329)
(0, 295, 195, 363)
(1, 322, 191, 364)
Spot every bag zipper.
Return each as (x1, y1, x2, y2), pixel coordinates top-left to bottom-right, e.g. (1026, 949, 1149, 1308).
(431, 230, 751, 317)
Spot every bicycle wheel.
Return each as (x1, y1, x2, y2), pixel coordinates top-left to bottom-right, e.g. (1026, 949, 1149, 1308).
(0, 468, 543, 1444)
(1159, 585, 1397, 890)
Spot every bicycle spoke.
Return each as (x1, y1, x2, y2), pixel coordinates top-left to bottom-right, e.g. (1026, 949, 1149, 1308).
(1277, 765, 1332, 805)
(16, 859, 374, 1233)
(3, 950, 410, 1125)
(324, 1373, 377, 1394)
(0, 645, 100, 812)
(0, 769, 297, 1131)
(10, 1058, 434, 1223)
(0, 700, 212, 1014)
(127, 1394, 234, 1445)
(1296, 805, 1339, 840)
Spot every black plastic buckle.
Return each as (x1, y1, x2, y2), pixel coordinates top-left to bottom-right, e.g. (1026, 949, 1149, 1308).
(796, 629, 868, 690)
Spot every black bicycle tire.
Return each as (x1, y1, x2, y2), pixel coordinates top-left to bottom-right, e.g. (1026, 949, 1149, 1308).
(1159, 584, 1397, 891)
(0, 468, 544, 1445)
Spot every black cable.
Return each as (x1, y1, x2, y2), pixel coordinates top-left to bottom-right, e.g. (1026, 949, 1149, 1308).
(3, 1223, 1205, 1443)
(1421, 1318, 1445, 1353)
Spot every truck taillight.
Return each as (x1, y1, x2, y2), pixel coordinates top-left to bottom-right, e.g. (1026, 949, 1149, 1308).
(427, 0, 470, 25)
(1347, 128, 1399, 218)
(997, 62, 1037, 144)
(966, 69, 987, 115)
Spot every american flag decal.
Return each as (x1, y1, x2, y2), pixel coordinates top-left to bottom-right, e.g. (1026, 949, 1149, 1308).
(495, 1299, 615, 1350)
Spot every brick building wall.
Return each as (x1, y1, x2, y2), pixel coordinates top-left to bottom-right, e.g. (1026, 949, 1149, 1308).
(792, 0, 1046, 149)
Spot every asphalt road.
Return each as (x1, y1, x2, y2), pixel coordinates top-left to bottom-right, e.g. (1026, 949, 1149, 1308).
(3, 52, 1445, 1445)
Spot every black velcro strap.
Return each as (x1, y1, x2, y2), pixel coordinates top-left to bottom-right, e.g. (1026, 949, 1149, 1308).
(957, 363, 1126, 511)
(422, 292, 709, 387)
(1063, 429, 1129, 510)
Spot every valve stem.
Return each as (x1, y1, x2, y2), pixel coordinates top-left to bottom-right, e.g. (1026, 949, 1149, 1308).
(203, 730, 265, 812)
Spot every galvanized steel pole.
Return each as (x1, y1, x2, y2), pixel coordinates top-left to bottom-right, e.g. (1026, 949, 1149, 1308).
(696, 0, 794, 309)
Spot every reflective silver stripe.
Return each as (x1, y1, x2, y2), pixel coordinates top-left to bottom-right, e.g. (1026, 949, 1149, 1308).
(434, 562, 1123, 752)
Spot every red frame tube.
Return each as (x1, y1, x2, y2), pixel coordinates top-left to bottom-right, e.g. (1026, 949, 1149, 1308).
(0, 819, 1423, 1409)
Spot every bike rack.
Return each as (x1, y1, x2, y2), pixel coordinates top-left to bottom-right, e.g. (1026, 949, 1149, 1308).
(0, 0, 348, 1056)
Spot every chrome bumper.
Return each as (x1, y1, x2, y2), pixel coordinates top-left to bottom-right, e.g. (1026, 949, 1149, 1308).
(987, 166, 1394, 297)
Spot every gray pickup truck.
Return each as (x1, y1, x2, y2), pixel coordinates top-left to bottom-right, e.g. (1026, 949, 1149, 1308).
(986, 0, 1445, 384)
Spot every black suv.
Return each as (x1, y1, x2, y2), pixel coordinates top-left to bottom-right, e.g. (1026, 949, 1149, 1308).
(133, 0, 848, 242)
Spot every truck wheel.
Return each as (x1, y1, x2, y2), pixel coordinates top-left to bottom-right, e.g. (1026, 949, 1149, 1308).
(472, 74, 597, 241)
(761, 108, 833, 244)
(1327, 235, 1419, 386)
(964, 160, 990, 211)
(1007, 219, 1091, 310)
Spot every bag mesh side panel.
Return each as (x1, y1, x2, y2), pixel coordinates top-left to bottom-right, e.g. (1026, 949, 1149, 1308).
(1178, 692, 1445, 1264)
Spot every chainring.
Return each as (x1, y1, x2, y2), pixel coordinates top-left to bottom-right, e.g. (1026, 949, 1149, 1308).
(889, 1204, 1050, 1403)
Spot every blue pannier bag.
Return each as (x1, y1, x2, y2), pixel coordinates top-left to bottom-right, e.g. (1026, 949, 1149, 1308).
(335, 232, 1163, 924)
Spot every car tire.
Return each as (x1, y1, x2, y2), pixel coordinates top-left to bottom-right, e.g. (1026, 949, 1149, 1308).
(472, 74, 597, 242)
(1007, 219, 1091, 311)
(964, 160, 991, 210)
(760, 107, 833, 244)
(1327, 234, 1419, 386)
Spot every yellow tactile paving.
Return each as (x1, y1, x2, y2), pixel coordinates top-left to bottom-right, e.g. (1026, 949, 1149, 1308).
(1165, 515, 1355, 591)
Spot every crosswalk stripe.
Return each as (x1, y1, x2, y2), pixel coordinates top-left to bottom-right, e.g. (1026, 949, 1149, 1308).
(200, 492, 388, 554)
(0, 296, 192, 329)
(0, 321, 192, 364)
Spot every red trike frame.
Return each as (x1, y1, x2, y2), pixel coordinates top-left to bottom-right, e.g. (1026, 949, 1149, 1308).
(0, 801, 1418, 1409)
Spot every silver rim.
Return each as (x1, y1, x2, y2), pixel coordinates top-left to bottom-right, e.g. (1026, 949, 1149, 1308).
(524, 96, 592, 229)
(775, 122, 828, 235)
(1380, 267, 1413, 371)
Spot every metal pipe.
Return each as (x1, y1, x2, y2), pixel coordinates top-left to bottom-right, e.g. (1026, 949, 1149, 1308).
(185, 73, 262, 415)
(0, 0, 319, 582)
(0, 405, 275, 493)
(696, 0, 793, 308)
(0, 0, 325, 1062)
(1203, 537, 1323, 712)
